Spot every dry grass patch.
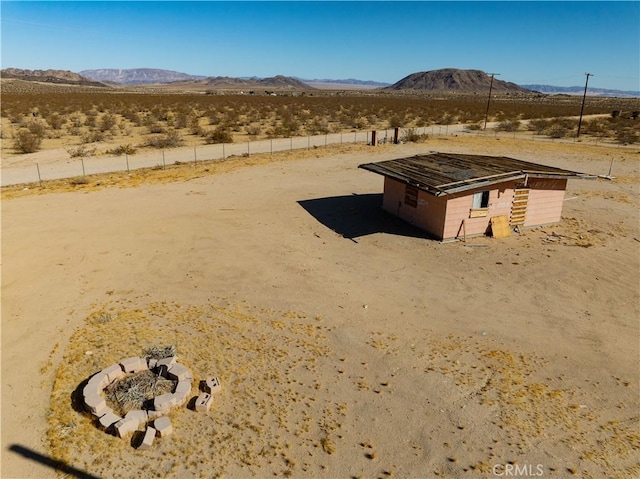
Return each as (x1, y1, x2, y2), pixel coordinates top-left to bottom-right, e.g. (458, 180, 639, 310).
(47, 298, 346, 477)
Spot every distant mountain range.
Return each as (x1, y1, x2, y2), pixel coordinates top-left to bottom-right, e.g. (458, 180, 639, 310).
(299, 78, 390, 88)
(78, 68, 389, 88)
(1, 68, 108, 87)
(2, 67, 637, 97)
(79, 68, 206, 85)
(521, 84, 640, 98)
(181, 75, 314, 89)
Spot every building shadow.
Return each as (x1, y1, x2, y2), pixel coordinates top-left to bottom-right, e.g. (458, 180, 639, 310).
(298, 193, 430, 242)
(8, 444, 101, 479)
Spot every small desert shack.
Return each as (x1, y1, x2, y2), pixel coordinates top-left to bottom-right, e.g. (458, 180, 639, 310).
(359, 153, 592, 241)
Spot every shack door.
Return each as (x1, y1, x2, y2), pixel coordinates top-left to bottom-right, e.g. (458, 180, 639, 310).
(510, 188, 530, 226)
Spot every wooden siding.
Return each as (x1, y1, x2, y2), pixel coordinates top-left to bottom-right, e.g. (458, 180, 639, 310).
(523, 178, 567, 227)
(382, 177, 447, 238)
(442, 183, 517, 240)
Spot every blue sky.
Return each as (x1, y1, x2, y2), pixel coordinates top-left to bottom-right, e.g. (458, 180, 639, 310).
(1, 1, 639, 90)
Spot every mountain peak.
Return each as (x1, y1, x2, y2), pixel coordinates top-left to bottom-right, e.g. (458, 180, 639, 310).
(385, 68, 532, 94)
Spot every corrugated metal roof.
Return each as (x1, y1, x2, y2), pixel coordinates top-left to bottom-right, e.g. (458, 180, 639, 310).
(359, 153, 592, 196)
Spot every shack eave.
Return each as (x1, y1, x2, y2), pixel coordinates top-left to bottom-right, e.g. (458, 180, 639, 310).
(359, 153, 591, 195)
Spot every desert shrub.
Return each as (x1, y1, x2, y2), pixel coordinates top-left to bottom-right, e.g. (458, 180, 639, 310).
(528, 118, 550, 134)
(99, 113, 117, 132)
(208, 110, 224, 125)
(245, 124, 262, 136)
(187, 112, 203, 135)
(13, 128, 43, 153)
(529, 117, 576, 138)
(164, 111, 176, 127)
(67, 144, 96, 158)
(615, 128, 639, 145)
(415, 117, 428, 127)
(69, 176, 89, 186)
(142, 113, 158, 127)
(146, 129, 182, 148)
(547, 124, 571, 138)
(351, 116, 368, 129)
(387, 115, 405, 128)
(146, 121, 166, 134)
(581, 119, 608, 137)
(69, 114, 83, 128)
(81, 130, 105, 144)
(267, 115, 301, 137)
(493, 111, 509, 122)
(496, 119, 521, 132)
(436, 113, 455, 125)
(464, 122, 483, 131)
(105, 144, 137, 156)
(401, 128, 428, 143)
(122, 110, 142, 126)
(204, 126, 233, 144)
(548, 118, 577, 138)
(7, 111, 24, 124)
(24, 119, 48, 138)
(84, 110, 98, 128)
(306, 117, 329, 135)
(46, 112, 66, 130)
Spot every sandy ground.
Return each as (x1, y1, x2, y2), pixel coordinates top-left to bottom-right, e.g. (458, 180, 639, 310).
(1, 137, 639, 478)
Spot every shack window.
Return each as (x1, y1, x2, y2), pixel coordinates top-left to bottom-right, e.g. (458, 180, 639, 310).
(405, 185, 418, 207)
(472, 190, 490, 209)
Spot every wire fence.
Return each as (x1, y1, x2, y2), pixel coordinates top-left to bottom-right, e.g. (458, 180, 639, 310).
(0, 125, 630, 187)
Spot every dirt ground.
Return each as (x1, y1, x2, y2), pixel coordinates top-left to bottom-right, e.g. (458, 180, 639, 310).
(1, 136, 639, 478)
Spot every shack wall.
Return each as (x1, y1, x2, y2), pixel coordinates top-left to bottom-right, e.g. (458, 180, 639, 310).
(382, 177, 447, 239)
(442, 182, 517, 240)
(381, 177, 569, 241)
(524, 178, 567, 227)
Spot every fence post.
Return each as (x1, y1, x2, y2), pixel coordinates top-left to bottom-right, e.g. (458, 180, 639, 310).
(247, 141, 250, 156)
(223, 143, 226, 159)
(354, 131, 357, 144)
(290, 137, 293, 151)
(270, 139, 273, 155)
(81, 158, 86, 177)
(194, 146, 197, 165)
(36, 163, 42, 187)
(126, 154, 130, 173)
(307, 136, 310, 150)
(162, 150, 166, 170)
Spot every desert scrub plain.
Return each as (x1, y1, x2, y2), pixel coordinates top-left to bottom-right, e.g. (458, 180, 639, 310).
(2, 80, 639, 478)
(1, 78, 639, 159)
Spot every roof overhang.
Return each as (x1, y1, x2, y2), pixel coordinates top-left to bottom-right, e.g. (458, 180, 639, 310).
(359, 153, 595, 196)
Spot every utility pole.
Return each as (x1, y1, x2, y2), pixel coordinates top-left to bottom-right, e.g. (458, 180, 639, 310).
(484, 73, 500, 131)
(577, 72, 593, 138)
